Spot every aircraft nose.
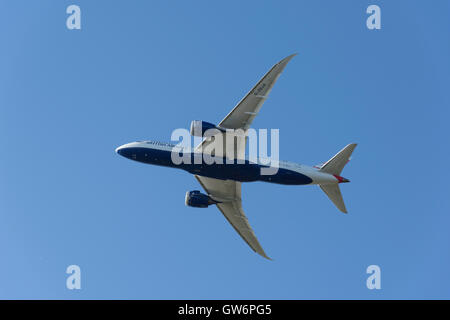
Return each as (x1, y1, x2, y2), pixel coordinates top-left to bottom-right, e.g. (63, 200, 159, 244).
(115, 145, 128, 157)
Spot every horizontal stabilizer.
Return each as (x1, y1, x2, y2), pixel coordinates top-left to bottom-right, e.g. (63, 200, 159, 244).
(320, 143, 357, 175)
(320, 184, 347, 213)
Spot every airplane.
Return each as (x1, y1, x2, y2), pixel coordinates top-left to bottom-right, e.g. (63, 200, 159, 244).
(116, 54, 357, 260)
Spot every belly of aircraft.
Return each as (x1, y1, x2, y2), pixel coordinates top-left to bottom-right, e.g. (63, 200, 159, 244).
(129, 148, 312, 185)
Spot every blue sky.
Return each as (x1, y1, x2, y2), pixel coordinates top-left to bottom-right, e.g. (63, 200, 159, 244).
(0, 0, 449, 299)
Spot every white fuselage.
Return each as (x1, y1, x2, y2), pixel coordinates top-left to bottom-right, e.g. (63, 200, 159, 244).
(116, 141, 340, 186)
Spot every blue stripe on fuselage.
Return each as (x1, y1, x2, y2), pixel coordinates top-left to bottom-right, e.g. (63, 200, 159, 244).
(117, 147, 312, 185)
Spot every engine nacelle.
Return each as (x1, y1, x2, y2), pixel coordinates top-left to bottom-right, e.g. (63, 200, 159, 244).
(190, 120, 225, 137)
(185, 190, 217, 208)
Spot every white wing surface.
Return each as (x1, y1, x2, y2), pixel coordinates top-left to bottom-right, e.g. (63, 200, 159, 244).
(194, 175, 271, 259)
(218, 53, 297, 130)
(196, 54, 296, 159)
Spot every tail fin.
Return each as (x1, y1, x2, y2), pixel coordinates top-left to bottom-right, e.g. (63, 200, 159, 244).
(319, 144, 357, 213)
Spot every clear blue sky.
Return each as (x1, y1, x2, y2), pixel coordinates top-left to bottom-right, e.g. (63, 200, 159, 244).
(0, 0, 449, 299)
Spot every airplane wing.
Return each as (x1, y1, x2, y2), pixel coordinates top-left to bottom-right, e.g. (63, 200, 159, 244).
(191, 55, 296, 259)
(218, 53, 297, 130)
(194, 175, 271, 260)
(196, 54, 297, 158)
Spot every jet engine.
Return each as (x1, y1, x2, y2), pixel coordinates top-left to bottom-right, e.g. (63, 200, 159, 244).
(190, 120, 225, 137)
(185, 190, 218, 208)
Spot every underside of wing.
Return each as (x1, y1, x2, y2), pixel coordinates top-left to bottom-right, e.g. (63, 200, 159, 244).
(216, 201, 271, 260)
(194, 175, 271, 260)
(219, 53, 297, 130)
(196, 54, 296, 159)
